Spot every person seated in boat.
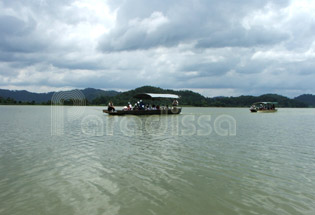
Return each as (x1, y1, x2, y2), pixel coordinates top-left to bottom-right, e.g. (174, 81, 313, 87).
(133, 102, 138, 110)
(156, 105, 160, 110)
(172, 99, 179, 106)
(107, 101, 115, 112)
(127, 102, 132, 110)
(139, 100, 144, 110)
(123, 102, 132, 111)
(152, 104, 157, 110)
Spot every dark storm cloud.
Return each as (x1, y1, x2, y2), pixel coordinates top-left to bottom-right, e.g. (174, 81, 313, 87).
(1, 0, 315, 97)
(195, 27, 289, 48)
(0, 15, 45, 53)
(99, 0, 290, 52)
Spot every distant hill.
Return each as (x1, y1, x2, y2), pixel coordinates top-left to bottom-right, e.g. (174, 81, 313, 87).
(81, 88, 119, 101)
(91, 86, 308, 107)
(0, 88, 119, 103)
(207, 94, 308, 107)
(0, 89, 54, 103)
(91, 85, 208, 106)
(294, 94, 315, 107)
(0, 86, 311, 107)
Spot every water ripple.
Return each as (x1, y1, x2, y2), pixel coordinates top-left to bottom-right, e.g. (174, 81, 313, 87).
(1, 107, 315, 214)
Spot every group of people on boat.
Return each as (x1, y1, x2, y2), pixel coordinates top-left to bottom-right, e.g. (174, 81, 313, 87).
(129, 102, 160, 111)
(258, 103, 276, 110)
(107, 99, 179, 112)
(250, 103, 276, 111)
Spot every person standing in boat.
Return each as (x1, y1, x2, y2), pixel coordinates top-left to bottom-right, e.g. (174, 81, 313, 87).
(172, 99, 179, 106)
(108, 101, 115, 112)
(127, 102, 132, 110)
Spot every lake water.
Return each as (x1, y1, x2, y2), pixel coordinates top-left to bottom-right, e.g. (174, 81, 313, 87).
(1, 106, 315, 215)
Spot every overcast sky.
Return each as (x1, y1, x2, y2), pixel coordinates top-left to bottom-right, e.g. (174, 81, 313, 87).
(1, 0, 315, 97)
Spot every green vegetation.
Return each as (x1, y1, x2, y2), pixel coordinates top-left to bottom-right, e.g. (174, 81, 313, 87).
(0, 97, 38, 105)
(90, 86, 307, 107)
(91, 86, 207, 106)
(0, 88, 118, 104)
(0, 86, 312, 107)
(51, 99, 88, 106)
(294, 94, 315, 107)
(206, 94, 307, 107)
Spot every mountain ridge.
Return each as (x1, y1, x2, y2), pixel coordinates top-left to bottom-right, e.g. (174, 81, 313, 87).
(0, 86, 312, 107)
(294, 94, 315, 107)
(0, 88, 119, 103)
(89, 86, 309, 107)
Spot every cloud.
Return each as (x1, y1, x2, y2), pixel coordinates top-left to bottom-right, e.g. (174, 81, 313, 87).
(1, 0, 315, 97)
(99, 11, 170, 51)
(0, 15, 45, 53)
(99, 0, 291, 52)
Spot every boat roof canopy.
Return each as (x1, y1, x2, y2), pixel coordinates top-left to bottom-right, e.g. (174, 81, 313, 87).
(253, 102, 278, 105)
(133, 93, 180, 99)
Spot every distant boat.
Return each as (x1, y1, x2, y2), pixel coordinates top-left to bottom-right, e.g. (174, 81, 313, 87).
(250, 102, 278, 113)
(103, 93, 182, 115)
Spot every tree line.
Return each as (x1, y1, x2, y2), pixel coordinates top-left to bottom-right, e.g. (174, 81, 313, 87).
(0, 86, 311, 107)
(0, 97, 37, 105)
(90, 86, 308, 107)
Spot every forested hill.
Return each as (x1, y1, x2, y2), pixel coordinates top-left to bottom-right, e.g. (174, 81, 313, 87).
(294, 94, 315, 107)
(91, 86, 308, 107)
(0, 88, 119, 104)
(92, 86, 207, 106)
(207, 94, 307, 107)
(0, 89, 54, 103)
(0, 86, 311, 107)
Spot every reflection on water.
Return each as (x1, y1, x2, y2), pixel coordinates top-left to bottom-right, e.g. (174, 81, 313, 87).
(0, 106, 315, 215)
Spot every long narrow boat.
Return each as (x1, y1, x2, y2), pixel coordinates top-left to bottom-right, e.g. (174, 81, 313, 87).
(103, 93, 182, 116)
(103, 108, 181, 115)
(250, 102, 278, 113)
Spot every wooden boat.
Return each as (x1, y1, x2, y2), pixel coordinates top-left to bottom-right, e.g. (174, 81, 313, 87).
(103, 93, 182, 116)
(250, 102, 278, 113)
(103, 108, 181, 115)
